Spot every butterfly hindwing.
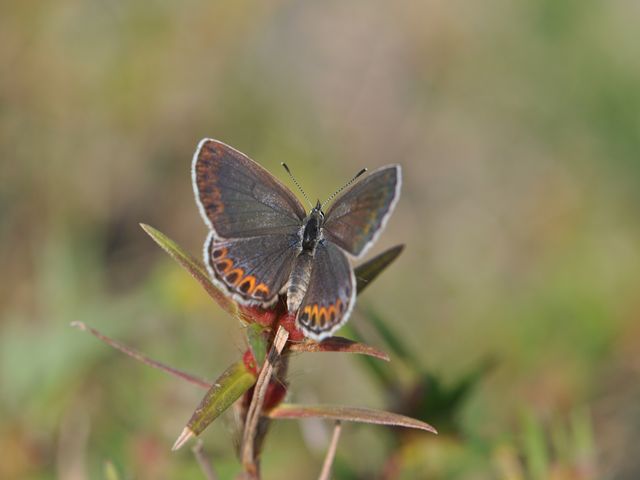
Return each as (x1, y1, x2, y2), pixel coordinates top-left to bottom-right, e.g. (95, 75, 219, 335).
(193, 139, 307, 239)
(296, 241, 355, 341)
(323, 165, 401, 258)
(205, 232, 300, 307)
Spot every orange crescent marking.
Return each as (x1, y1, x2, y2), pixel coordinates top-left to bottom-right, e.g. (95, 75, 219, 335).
(215, 258, 233, 273)
(225, 268, 244, 286)
(253, 283, 270, 299)
(318, 307, 327, 327)
(310, 304, 320, 326)
(206, 186, 223, 217)
(238, 275, 256, 294)
(327, 304, 337, 321)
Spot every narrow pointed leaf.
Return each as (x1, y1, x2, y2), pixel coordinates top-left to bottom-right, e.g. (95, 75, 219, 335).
(289, 336, 389, 361)
(70, 321, 211, 389)
(140, 224, 238, 315)
(141, 224, 288, 330)
(364, 307, 420, 368)
(268, 403, 437, 434)
(354, 244, 404, 294)
(185, 360, 257, 437)
(340, 325, 398, 387)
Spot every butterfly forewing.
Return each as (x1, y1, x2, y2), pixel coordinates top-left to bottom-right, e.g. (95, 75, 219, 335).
(323, 165, 401, 258)
(296, 242, 355, 341)
(205, 232, 300, 306)
(193, 139, 307, 239)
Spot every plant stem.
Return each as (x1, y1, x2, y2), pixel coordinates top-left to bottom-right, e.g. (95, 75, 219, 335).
(318, 421, 342, 480)
(192, 439, 218, 480)
(70, 321, 210, 388)
(240, 326, 289, 478)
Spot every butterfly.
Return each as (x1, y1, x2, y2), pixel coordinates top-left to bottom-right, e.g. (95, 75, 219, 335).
(192, 139, 401, 341)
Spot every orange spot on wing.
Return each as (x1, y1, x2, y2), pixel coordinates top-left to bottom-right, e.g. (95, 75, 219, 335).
(225, 268, 244, 286)
(215, 258, 233, 273)
(317, 307, 327, 327)
(253, 283, 270, 299)
(327, 304, 337, 322)
(203, 186, 223, 217)
(238, 275, 256, 294)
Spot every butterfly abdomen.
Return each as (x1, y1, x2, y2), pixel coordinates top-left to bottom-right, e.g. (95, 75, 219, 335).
(286, 251, 314, 312)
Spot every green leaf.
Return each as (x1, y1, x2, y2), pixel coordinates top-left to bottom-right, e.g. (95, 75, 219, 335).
(363, 307, 420, 368)
(246, 323, 268, 369)
(354, 244, 404, 295)
(103, 461, 122, 480)
(268, 403, 437, 434)
(140, 224, 238, 316)
(185, 359, 257, 436)
(570, 406, 595, 463)
(411, 358, 496, 433)
(339, 324, 397, 387)
(522, 410, 549, 480)
(289, 336, 389, 361)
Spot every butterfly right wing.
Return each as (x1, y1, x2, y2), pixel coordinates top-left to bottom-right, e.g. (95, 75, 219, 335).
(323, 165, 401, 258)
(205, 231, 300, 307)
(193, 139, 307, 239)
(296, 241, 356, 341)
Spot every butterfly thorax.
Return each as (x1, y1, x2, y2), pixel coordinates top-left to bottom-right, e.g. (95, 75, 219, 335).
(287, 204, 325, 313)
(301, 203, 324, 252)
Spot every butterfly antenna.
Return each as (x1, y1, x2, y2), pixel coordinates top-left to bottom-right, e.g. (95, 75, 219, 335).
(281, 163, 313, 209)
(321, 168, 368, 209)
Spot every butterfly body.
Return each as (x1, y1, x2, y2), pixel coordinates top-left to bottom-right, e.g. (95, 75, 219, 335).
(287, 202, 325, 312)
(193, 139, 401, 341)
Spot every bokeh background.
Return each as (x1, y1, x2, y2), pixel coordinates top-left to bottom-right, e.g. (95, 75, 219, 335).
(2, 1, 639, 479)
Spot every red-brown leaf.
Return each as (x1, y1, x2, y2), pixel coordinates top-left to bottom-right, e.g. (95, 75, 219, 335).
(289, 336, 389, 361)
(268, 403, 437, 433)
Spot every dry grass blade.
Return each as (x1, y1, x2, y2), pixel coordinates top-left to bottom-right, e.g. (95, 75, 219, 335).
(192, 439, 219, 480)
(268, 404, 437, 434)
(289, 337, 389, 361)
(318, 421, 342, 480)
(70, 321, 211, 389)
(241, 326, 290, 476)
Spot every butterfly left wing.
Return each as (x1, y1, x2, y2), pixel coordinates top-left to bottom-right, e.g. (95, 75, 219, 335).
(323, 165, 401, 258)
(205, 231, 300, 307)
(296, 241, 356, 341)
(193, 138, 307, 239)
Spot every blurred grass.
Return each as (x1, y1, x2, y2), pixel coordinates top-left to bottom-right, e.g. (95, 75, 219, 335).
(1, 1, 640, 478)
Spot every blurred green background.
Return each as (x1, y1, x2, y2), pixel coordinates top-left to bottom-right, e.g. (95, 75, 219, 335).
(2, 1, 639, 479)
